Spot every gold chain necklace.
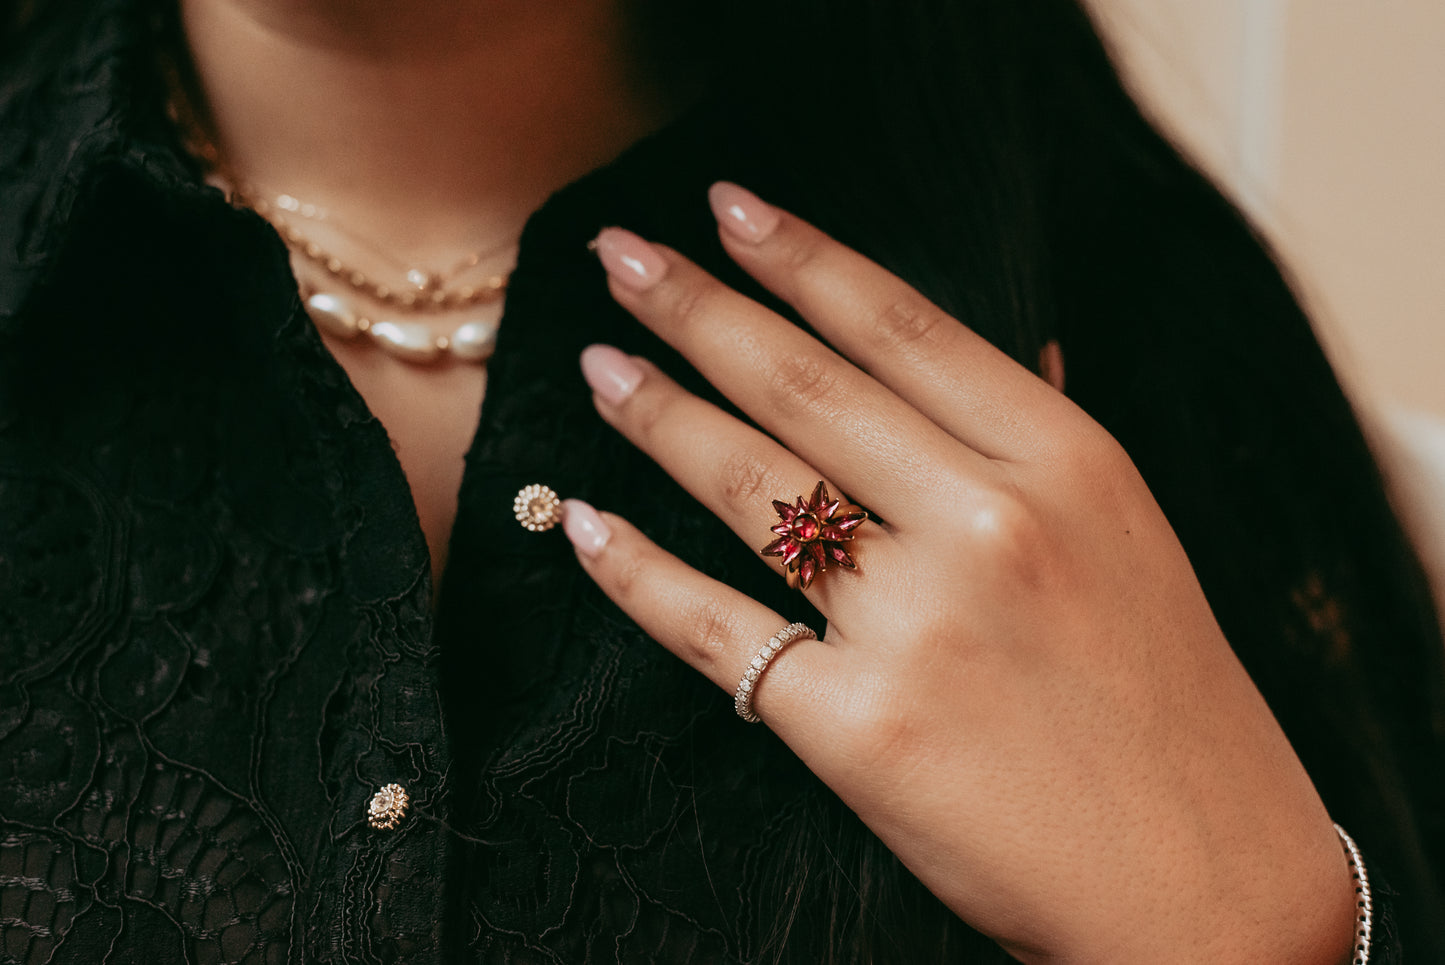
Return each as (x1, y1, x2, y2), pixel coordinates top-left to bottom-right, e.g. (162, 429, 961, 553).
(164, 59, 510, 366)
(239, 187, 510, 313)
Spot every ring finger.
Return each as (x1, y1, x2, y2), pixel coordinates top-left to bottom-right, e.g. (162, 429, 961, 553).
(561, 503, 842, 732)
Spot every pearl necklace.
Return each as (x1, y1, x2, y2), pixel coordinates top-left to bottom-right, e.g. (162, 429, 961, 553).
(244, 189, 511, 313)
(164, 59, 509, 366)
(240, 187, 510, 366)
(300, 287, 498, 365)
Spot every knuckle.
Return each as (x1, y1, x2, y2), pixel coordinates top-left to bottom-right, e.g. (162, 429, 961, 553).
(764, 352, 837, 414)
(717, 448, 779, 514)
(619, 375, 670, 440)
(1050, 432, 1140, 505)
(965, 485, 1052, 576)
(1084, 434, 1136, 481)
(610, 545, 651, 604)
(678, 595, 743, 671)
(774, 230, 828, 275)
(663, 279, 719, 334)
(872, 300, 948, 349)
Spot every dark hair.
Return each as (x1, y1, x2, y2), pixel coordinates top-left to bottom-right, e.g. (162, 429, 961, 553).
(637, 1, 1445, 960)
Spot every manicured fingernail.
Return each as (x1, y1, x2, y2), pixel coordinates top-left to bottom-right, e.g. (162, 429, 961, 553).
(562, 499, 611, 557)
(580, 344, 643, 405)
(593, 227, 668, 291)
(708, 182, 780, 244)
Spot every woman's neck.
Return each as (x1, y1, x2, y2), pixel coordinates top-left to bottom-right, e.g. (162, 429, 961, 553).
(180, 0, 673, 261)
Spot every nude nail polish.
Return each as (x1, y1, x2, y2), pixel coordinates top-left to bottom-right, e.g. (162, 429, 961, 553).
(708, 182, 780, 243)
(580, 344, 644, 405)
(563, 499, 611, 557)
(593, 227, 668, 291)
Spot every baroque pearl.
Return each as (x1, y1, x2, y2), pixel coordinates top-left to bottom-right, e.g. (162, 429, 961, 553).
(301, 288, 498, 366)
(368, 320, 442, 363)
(449, 322, 498, 362)
(305, 292, 360, 338)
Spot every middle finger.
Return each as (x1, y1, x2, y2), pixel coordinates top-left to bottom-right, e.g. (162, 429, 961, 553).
(593, 227, 989, 521)
(580, 346, 890, 604)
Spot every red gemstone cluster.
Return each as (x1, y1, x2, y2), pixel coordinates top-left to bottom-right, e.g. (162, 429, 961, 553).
(760, 481, 868, 590)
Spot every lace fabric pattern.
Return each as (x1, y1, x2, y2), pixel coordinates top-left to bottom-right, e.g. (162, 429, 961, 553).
(0, 7, 822, 959)
(0, 21, 455, 942)
(1, 2, 1438, 963)
(0, 200, 453, 962)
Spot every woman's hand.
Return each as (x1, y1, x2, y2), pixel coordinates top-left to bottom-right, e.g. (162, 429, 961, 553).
(563, 183, 1355, 964)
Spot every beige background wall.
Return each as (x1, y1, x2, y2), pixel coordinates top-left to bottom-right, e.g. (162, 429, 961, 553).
(1086, 0, 1445, 600)
(1087, 0, 1445, 418)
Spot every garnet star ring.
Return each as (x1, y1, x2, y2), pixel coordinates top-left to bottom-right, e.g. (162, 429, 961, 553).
(759, 481, 869, 590)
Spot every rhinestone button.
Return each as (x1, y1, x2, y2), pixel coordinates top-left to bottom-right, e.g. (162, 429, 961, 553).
(367, 783, 410, 830)
(514, 484, 562, 532)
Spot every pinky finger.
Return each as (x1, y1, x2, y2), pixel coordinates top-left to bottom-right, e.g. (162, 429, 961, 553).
(562, 499, 828, 729)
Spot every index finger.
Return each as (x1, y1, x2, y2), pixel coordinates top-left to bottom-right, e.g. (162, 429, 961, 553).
(707, 182, 1088, 462)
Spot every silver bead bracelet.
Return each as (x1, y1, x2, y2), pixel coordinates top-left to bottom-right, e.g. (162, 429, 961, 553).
(1334, 823, 1373, 965)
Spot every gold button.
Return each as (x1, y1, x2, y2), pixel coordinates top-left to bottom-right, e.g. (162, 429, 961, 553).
(514, 484, 562, 532)
(367, 783, 410, 830)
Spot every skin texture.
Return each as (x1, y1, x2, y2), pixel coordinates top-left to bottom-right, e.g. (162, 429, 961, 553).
(564, 184, 1357, 963)
(181, 0, 671, 579)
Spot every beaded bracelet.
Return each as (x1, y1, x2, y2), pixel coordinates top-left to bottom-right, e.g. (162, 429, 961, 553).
(1333, 823, 1373, 965)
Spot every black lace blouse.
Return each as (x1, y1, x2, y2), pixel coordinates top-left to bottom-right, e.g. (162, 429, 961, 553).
(0, 1, 1436, 962)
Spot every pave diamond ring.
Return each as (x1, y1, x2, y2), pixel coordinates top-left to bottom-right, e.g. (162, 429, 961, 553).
(734, 622, 816, 723)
